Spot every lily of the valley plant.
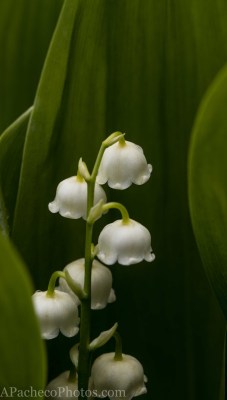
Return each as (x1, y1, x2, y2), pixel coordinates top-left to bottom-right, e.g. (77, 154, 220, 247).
(32, 132, 154, 400)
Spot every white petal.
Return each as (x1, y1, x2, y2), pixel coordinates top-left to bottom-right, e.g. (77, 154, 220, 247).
(97, 140, 152, 190)
(133, 163, 153, 185)
(108, 288, 116, 303)
(59, 258, 115, 310)
(90, 352, 147, 399)
(32, 290, 79, 340)
(46, 371, 78, 399)
(97, 219, 154, 266)
(48, 177, 106, 220)
(60, 323, 79, 338)
(48, 201, 60, 213)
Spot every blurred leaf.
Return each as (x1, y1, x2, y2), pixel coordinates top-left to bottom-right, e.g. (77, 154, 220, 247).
(0, 232, 46, 394)
(0, 107, 32, 232)
(189, 64, 227, 320)
(0, 0, 62, 132)
(0, 189, 8, 236)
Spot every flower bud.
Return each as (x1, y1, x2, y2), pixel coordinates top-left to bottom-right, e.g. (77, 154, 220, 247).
(59, 258, 116, 310)
(97, 219, 155, 265)
(90, 352, 147, 400)
(97, 140, 152, 190)
(32, 290, 79, 339)
(89, 323, 118, 351)
(48, 176, 106, 219)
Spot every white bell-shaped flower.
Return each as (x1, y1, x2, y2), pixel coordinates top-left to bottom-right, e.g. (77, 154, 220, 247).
(97, 140, 152, 190)
(59, 258, 116, 310)
(32, 290, 79, 339)
(97, 219, 155, 265)
(89, 352, 147, 400)
(46, 371, 78, 399)
(48, 176, 106, 219)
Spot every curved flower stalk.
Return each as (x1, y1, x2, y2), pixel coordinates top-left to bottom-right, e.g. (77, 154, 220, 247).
(48, 176, 106, 219)
(32, 290, 80, 339)
(97, 138, 152, 190)
(46, 371, 78, 399)
(97, 218, 155, 265)
(59, 258, 116, 310)
(89, 352, 147, 400)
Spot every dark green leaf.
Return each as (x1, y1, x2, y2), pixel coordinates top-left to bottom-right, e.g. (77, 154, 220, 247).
(0, 107, 32, 232)
(0, 232, 46, 394)
(189, 64, 227, 320)
(0, 0, 62, 132)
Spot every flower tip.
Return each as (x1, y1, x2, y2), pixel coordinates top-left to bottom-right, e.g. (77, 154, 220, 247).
(48, 201, 59, 213)
(63, 325, 80, 338)
(108, 288, 116, 303)
(146, 252, 155, 262)
(78, 157, 90, 181)
(137, 385, 147, 396)
(108, 180, 131, 190)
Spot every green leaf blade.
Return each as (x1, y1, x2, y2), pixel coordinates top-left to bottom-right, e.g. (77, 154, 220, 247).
(189, 64, 227, 319)
(0, 107, 32, 232)
(0, 233, 46, 394)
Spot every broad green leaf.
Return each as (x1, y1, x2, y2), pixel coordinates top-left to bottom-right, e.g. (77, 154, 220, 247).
(12, 0, 106, 286)
(189, 64, 227, 320)
(0, 232, 46, 395)
(0, 107, 32, 232)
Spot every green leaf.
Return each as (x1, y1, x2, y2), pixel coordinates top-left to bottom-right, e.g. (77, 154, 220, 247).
(0, 107, 32, 233)
(12, 0, 83, 286)
(0, 232, 46, 394)
(11, 0, 110, 286)
(0, 0, 62, 132)
(189, 64, 227, 320)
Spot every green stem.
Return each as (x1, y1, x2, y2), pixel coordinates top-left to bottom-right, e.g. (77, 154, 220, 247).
(102, 202, 130, 224)
(77, 133, 124, 400)
(114, 332, 123, 361)
(68, 366, 77, 383)
(91, 131, 124, 182)
(90, 144, 106, 182)
(78, 138, 109, 398)
(78, 188, 93, 397)
(46, 271, 65, 297)
(118, 136, 126, 146)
